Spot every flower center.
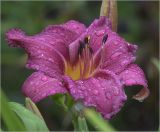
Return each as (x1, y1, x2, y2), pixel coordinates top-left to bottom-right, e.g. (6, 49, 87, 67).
(65, 36, 96, 80)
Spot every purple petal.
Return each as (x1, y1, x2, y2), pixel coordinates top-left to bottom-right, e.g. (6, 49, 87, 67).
(22, 72, 67, 102)
(63, 69, 127, 119)
(68, 16, 136, 73)
(119, 64, 149, 101)
(99, 32, 138, 73)
(6, 20, 86, 78)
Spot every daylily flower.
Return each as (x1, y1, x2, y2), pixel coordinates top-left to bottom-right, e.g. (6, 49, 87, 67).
(6, 17, 149, 119)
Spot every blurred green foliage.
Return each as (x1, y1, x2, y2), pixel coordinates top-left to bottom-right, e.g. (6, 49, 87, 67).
(1, 1, 159, 131)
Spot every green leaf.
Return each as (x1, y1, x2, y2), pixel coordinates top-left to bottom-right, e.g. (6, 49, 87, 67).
(9, 102, 49, 131)
(51, 94, 68, 111)
(1, 90, 25, 131)
(78, 116, 89, 132)
(25, 97, 44, 120)
(84, 109, 115, 131)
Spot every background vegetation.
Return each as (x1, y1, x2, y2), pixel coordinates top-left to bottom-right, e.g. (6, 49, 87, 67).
(1, 1, 159, 131)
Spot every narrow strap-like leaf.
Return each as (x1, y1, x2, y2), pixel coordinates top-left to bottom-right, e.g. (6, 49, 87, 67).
(9, 102, 49, 131)
(85, 109, 115, 131)
(25, 97, 44, 120)
(1, 90, 25, 131)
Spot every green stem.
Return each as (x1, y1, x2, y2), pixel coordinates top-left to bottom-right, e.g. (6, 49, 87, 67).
(72, 103, 88, 132)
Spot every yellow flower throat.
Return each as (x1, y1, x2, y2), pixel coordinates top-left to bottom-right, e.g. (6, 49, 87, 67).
(65, 36, 96, 80)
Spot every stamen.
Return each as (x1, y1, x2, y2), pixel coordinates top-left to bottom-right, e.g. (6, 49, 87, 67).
(102, 33, 108, 45)
(98, 33, 108, 68)
(65, 35, 95, 80)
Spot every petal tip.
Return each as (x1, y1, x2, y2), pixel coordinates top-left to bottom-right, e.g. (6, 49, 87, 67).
(132, 87, 150, 102)
(6, 28, 25, 47)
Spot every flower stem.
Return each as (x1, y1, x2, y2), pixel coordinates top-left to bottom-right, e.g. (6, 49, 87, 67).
(100, 0, 118, 32)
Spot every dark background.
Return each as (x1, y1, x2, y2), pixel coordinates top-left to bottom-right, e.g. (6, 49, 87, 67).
(1, 1, 159, 131)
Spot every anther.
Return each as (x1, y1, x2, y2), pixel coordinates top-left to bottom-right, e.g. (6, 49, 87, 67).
(84, 36, 90, 44)
(102, 33, 108, 45)
(78, 36, 92, 55)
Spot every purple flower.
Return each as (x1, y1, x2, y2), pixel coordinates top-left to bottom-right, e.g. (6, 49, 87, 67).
(6, 17, 149, 119)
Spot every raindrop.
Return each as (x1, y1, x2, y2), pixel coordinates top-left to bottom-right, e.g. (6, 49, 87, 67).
(72, 90, 76, 94)
(30, 81, 34, 85)
(81, 86, 85, 90)
(35, 65, 40, 70)
(41, 76, 48, 81)
(111, 52, 121, 59)
(40, 54, 44, 57)
(93, 90, 98, 95)
(48, 58, 54, 62)
(121, 60, 128, 66)
(95, 30, 105, 36)
(113, 87, 119, 95)
(106, 92, 111, 99)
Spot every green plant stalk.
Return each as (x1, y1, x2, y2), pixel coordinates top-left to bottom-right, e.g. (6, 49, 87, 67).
(84, 109, 115, 131)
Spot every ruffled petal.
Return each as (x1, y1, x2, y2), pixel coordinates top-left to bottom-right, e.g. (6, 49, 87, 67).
(68, 16, 136, 73)
(6, 20, 86, 78)
(119, 64, 149, 101)
(99, 31, 138, 73)
(22, 72, 67, 102)
(63, 70, 127, 119)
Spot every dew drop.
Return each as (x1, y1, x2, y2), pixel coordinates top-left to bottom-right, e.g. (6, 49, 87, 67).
(35, 65, 40, 70)
(121, 60, 128, 66)
(40, 54, 44, 57)
(113, 87, 119, 95)
(93, 90, 98, 95)
(72, 90, 76, 94)
(111, 52, 121, 59)
(81, 86, 85, 90)
(41, 76, 48, 81)
(106, 92, 111, 99)
(95, 30, 105, 36)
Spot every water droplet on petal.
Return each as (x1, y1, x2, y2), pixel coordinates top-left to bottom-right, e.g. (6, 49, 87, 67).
(35, 65, 39, 70)
(41, 76, 48, 81)
(93, 90, 98, 95)
(40, 54, 44, 57)
(111, 52, 121, 59)
(121, 60, 128, 66)
(113, 87, 119, 95)
(72, 90, 76, 94)
(81, 86, 85, 90)
(95, 30, 105, 36)
(106, 92, 111, 99)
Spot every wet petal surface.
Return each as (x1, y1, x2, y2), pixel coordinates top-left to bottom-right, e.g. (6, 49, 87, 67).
(22, 72, 67, 102)
(64, 69, 127, 119)
(119, 64, 149, 101)
(6, 21, 86, 78)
